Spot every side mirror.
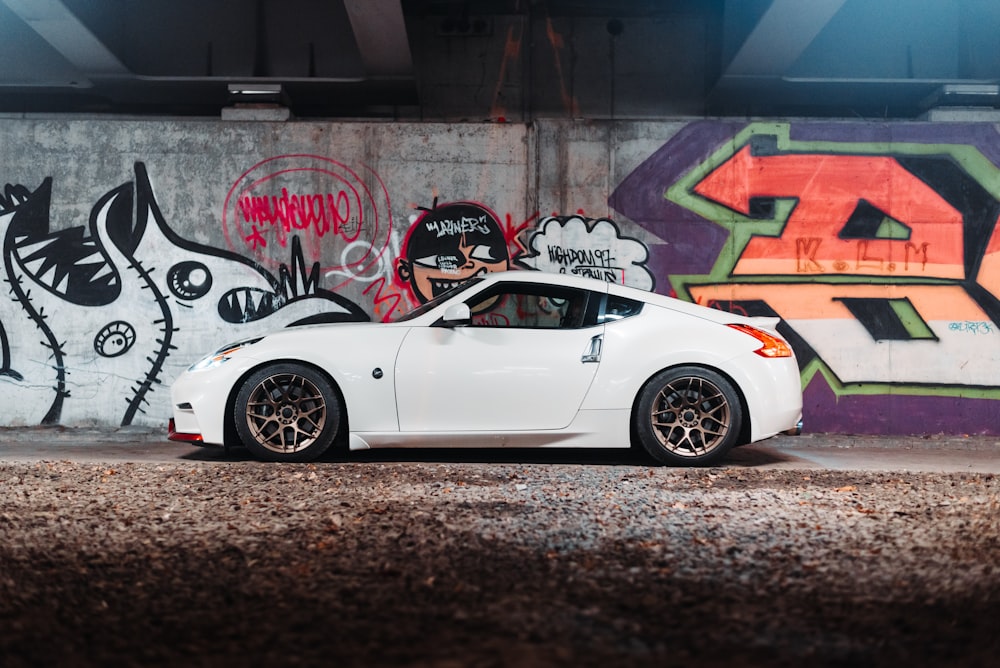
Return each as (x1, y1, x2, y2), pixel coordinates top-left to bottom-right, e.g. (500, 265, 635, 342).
(441, 302, 471, 327)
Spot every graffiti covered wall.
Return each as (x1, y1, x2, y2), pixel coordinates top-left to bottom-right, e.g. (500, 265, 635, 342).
(0, 120, 530, 427)
(607, 120, 1000, 435)
(2, 117, 1000, 435)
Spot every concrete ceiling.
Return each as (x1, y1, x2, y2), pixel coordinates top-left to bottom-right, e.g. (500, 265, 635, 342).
(711, 0, 1000, 116)
(0, 0, 998, 118)
(0, 0, 416, 115)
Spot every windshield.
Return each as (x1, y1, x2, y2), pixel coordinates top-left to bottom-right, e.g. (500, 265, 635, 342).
(392, 278, 485, 322)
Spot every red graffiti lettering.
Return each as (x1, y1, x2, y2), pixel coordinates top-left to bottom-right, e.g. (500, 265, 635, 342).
(905, 241, 930, 270)
(237, 188, 360, 249)
(704, 299, 749, 317)
(473, 313, 510, 327)
(694, 146, 964, 278)
(245, 224, 267, 250)
(504, 211, 539, 260)
(223, 155, 393, 284)
(363, 275, 404, 323)
(795, 237, 824, 273)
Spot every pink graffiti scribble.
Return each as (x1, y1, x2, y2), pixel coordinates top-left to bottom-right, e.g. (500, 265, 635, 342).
(222, 155, 394, 291)
(237, 187, 361, 248)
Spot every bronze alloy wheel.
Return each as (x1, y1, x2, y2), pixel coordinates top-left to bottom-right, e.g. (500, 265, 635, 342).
(635, 366, 742, 466)
(235, 363, 341, 462)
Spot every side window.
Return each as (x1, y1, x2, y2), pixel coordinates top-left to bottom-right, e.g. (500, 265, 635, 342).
(600, 294, 643, 323)
(466, 284, 594, 329)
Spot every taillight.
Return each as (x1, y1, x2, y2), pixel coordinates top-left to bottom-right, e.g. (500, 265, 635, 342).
(727, 323, 793, 358)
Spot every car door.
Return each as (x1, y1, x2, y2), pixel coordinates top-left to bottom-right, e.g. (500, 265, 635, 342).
(394, 282, 605, 432)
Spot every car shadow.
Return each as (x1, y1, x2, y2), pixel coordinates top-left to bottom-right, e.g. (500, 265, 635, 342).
(180, 442, 794, 468)
(723, 442, 804, 468)
(323, 447, 653, 466)
(181, 444, 651, 466)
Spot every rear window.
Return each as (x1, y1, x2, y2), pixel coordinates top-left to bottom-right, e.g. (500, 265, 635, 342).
(600, 295, 643, 323)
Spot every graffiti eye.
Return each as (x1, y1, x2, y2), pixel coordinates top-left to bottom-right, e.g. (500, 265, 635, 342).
(168, 261, 213, 300)
(437, 255, 461, 271)
(414, 255, 441, 268)
(469, 245, 499, 262)
(415, 254, 463, 271)
(94, 321, 136, 358)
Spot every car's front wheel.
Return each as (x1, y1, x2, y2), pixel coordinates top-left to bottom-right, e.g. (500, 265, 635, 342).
(234, 363, 341, 462)
(634, 366, 742, 466)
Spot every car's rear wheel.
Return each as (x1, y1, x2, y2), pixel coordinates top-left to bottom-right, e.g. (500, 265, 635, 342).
(634, 366, 742, 466)
(234, 363, 340, 462)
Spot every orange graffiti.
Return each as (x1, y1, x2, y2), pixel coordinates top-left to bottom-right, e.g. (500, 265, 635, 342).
(689, 283, 986, 322)
(694, 146, 964, 278)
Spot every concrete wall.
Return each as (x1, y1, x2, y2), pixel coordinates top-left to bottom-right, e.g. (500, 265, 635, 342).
(408, 11, 712, 120)
(2, 117, 1000, 435)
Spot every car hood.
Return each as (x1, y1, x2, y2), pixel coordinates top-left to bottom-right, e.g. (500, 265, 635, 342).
(266, 319, 401, 340)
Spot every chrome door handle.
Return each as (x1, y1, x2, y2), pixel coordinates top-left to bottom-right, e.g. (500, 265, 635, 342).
(581, 334, 603, 363)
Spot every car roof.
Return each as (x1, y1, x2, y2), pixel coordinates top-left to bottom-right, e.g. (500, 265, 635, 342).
(481, 270, 613, 292)
(482, 270, 754, 325)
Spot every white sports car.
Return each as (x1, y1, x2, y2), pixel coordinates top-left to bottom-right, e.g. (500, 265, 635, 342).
(168, 271, 802, 466)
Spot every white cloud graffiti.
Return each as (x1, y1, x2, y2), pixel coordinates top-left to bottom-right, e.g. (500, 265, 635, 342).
(519, 215, 654, 290)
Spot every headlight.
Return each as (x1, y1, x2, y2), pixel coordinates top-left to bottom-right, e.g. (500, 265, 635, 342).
(188, 337, 263, 371)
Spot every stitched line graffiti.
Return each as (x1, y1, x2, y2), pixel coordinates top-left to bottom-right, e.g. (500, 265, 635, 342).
(610, 120, 1000, 434)
(0, 162, 367, 427)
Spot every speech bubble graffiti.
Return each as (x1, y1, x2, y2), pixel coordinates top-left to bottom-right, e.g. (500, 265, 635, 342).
(519, 216, 654, 290)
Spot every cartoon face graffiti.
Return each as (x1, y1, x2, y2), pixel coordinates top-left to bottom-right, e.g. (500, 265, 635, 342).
(396, 201, 510, 304)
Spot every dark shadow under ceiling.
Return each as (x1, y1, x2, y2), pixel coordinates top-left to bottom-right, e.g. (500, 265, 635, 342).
(0, 0, 997, 119)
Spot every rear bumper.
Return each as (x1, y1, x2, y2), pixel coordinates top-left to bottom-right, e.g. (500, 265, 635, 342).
(783, 419, 804, 436)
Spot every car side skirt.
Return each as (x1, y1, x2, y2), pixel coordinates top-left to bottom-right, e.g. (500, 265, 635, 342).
(348, 409, 631, 450)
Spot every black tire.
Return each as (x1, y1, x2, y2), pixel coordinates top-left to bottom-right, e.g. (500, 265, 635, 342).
(234, 363, 341, 462)
(634, 366, 743, 466)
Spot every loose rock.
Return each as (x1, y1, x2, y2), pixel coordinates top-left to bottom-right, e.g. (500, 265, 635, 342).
(0, 461, 997, 667)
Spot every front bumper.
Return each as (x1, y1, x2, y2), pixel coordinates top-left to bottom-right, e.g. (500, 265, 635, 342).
(169, 356, 259, 446)
(167, 417, 203, 444)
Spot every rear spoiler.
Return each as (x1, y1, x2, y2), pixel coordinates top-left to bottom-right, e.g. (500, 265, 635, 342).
(748, 316, 782, 333)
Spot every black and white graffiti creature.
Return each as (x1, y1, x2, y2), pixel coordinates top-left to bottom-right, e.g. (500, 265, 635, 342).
(0, 162, 367, 427)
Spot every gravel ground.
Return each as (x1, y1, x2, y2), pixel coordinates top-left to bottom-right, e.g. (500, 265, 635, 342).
(0, 458, 998, 667)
